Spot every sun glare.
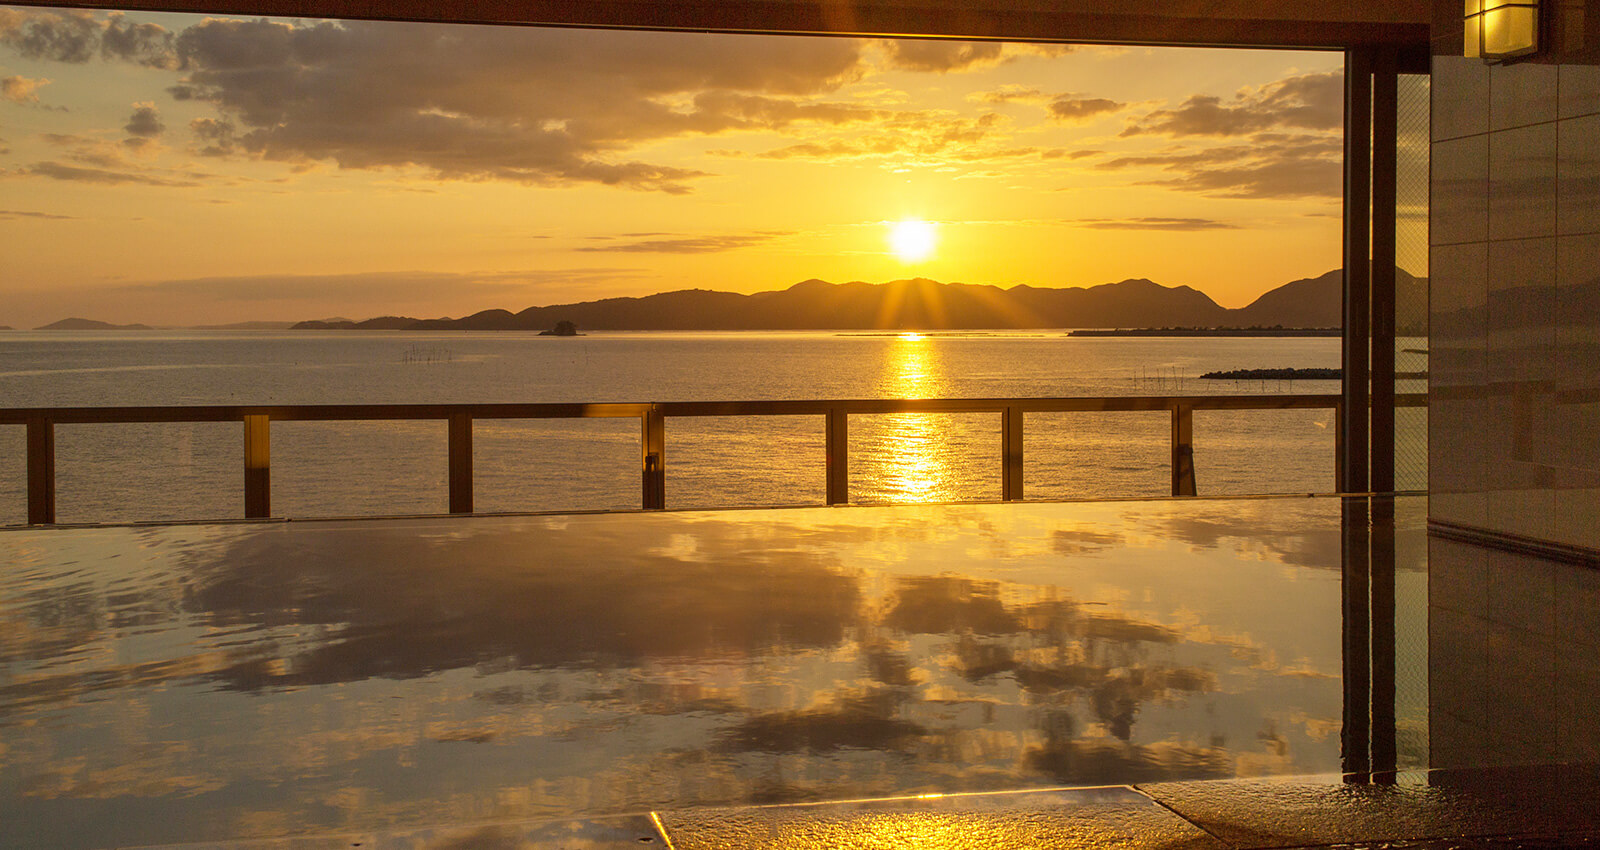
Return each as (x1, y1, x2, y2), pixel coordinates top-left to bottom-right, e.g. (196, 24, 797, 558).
(888, 219, 937, 263)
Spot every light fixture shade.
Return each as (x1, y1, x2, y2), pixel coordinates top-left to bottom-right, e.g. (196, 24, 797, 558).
(1466, 0, 1540, 61)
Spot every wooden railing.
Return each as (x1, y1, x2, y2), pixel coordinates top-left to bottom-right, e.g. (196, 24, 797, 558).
(2, 394, 1424, 525)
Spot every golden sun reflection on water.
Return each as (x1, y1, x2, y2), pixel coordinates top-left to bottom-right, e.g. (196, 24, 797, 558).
(858, 335, 960, 504)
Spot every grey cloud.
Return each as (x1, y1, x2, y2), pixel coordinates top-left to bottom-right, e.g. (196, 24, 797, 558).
(578, 232, 793, 254)
(0, 8, 174, 67)
(40, 132, 88, 146)
(973, 87, 1123, 123)
(1072, 217, 1241, 231)
(68, 147, 127, 166)
(188, 117, 236, 156)
(1042, 149, 1102, 160)
(0, 209, 77, 220)
(883, 39, 1004, 73)
(746, 111, 1019, 164)
(10, 160, 201, 187)
(690, 91, 889, 128)
(1145, 156, 1341, 199)
(1097, 134, 1341, 199)
(0, 7, 100, 62)
(1, 74, 49, 104)
(751, 139, 873, 160)
(39, 132, 134, 167)
(881, 39, 1069, 74)
(99, 12, 176, 68)
(977, 86, 1045, 104)
(1122, 70, 1343, 137)
(124, 102, 164, 137)
(166, 18, 871, 192)
(1049, 95, 1125, 123)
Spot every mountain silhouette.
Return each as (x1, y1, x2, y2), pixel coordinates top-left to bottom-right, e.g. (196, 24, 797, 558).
(375, 269, 1424, 332)
(1229, 268, 1428, 333)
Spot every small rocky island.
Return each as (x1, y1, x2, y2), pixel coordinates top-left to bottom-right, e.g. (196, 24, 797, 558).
(36, 318, 155, 330)
(539, 320, 582, 336)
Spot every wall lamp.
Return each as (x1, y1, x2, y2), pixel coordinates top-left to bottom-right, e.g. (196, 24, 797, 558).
(1465, 0, 1540, 62)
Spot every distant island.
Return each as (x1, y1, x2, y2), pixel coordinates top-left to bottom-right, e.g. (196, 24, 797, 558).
(36, 318, 154, 331)
(290, 316, 419, 330)
(538, 320, 583, 336)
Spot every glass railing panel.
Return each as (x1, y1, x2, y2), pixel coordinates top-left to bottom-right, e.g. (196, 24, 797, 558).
(849, 412, 998, 505)
(53, 423, 237, 523)
(1192, 409, 1338, 496)
(0, 425, 24, 526)
(473, 418, 638, 514)
(667, 416, 825, 509)
(1022, 412, 1168, 500)
(274, 421, 446, 518)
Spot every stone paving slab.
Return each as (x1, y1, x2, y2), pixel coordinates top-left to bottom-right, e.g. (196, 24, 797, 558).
(132, 814, 667, 850)
(656, 785, 1226, 850)
(1138, 765, 1600, 849)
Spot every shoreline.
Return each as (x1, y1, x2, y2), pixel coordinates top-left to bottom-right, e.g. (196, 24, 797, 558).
(1068, 328, 1341, 337)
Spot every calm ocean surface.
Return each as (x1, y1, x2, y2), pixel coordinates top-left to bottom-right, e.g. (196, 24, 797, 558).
(0, 330, 1427, 525)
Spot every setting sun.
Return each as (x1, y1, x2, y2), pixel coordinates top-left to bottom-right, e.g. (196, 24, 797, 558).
(888, 219, 938, 263)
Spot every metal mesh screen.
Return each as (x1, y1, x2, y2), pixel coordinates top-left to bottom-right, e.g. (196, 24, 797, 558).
(1394, 74, 1430, 492)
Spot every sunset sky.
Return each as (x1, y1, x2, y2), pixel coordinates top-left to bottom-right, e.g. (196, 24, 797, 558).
(0, 5, 1361, 328)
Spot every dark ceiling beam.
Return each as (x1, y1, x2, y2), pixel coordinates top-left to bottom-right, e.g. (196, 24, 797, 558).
(2, 0, 1431, 49)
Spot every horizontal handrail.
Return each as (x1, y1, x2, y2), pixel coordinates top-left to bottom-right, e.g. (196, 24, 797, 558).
(0, 402, 655, 424)
(0, 394, 1425, 424)
(4, 393, 1426, 525)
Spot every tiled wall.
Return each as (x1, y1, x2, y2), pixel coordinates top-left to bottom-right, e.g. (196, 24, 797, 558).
(1429, 2, 1600, 552)
(1429, 536, 1600, 766)
(1429, 0, 1600, 770)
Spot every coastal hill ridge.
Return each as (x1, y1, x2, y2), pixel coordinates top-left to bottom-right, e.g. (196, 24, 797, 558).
(336, 268, 1425, 332)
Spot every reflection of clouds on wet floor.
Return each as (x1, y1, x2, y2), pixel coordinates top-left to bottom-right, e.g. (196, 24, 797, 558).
(0, 496, 1426, 847)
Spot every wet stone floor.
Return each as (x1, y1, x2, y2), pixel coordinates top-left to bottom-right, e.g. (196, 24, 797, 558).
(0, 495, 1458, 848)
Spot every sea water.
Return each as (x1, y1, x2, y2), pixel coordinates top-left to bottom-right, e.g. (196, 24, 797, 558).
(0, 330, 1427, 524)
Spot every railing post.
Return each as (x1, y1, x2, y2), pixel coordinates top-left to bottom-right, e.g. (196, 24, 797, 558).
(825, 406, 848, 505)
(1170, 402, 1197, 497)
(642, 404, 665, 510)
(1342, 46, 1373, 495)
(448, 412, 473, 514)
(1001, 406, 1024, 501)
(243, 413, 270, 518)
(26, 417, 56, 525)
